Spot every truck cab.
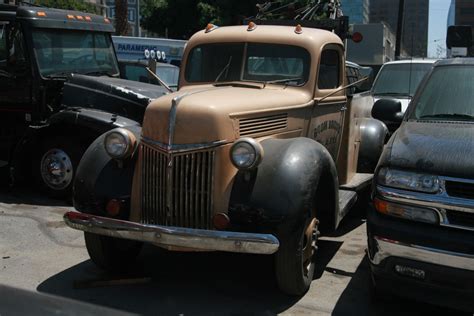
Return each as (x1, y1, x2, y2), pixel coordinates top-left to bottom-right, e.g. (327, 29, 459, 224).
(65, 22, 388, 295)
(0, 4, 168, 197)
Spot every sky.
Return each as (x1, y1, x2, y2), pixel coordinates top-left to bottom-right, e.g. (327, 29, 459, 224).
(427, 0, 452, 58)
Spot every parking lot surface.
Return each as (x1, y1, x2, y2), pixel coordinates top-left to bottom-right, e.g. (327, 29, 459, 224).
(0, 188, 469, 315)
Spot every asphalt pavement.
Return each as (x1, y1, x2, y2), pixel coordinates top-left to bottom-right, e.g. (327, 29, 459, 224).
(0, 187, 470, 315)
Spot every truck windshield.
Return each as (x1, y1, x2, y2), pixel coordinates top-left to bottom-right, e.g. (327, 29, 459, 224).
(412, 66, 474, 121)
(185, 43, 310, 86)
(32, 29, 119, 77)
(372, 63, 433, 97)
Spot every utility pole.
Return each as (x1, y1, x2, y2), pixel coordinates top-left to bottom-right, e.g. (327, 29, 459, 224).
(395, 0, 405, 58)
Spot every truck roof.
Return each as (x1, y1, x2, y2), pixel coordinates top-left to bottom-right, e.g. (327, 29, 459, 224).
(0, 4, 114, 33)
(187, 24, 343, 53)
(435, 57, 474, 66)
(382, 59, 438, 65)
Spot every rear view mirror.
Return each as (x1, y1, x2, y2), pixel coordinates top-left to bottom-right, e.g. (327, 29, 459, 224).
(372, 99, 403, 123)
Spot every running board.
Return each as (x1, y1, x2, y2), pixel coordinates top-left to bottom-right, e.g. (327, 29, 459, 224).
(340, 173, 373, 191)
(338, 189, 358, 219)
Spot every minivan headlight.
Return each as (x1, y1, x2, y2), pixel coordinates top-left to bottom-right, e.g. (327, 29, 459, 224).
(377, 167, 440, 193)
(104, 128, 136, 159)
(230, 138, 263, 170)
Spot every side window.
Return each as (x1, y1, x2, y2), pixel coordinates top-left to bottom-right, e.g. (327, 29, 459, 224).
(318, 49, 341, 90)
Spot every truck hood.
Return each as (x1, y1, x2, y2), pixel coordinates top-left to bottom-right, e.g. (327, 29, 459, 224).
(62, 74, 169, 123)
(385, 120, 474, 179)
(142, 85, 312, 146)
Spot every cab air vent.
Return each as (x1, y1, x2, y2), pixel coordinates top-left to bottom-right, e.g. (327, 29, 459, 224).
(239, 113, 288, 137)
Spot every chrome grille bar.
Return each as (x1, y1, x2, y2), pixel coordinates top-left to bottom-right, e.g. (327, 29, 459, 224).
(141, 144, 214, 229)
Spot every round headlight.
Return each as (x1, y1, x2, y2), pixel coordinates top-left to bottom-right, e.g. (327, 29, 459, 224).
(230, 138, 263, 170)
(104, 129, 135, 159)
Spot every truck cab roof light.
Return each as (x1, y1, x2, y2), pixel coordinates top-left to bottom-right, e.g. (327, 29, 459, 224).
(205, 23, 218, 33)
(247, 21, 257, 31)
(76, 15, 84, 20)
(37, 11, 47, 17)
(295, 24, 303, 34)
(104, 18, 111, 23)
(85, 16, 92, 21)
(67, 14, 75, 19)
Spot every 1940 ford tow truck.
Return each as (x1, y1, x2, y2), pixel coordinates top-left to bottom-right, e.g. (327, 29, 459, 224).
(64, 21, 388, 295)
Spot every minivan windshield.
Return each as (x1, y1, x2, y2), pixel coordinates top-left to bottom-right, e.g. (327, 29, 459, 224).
(185, 43, 310, 86)
(32, 29, 119, 77)
(372, 63, 433, 97)
(412, 66, 474, 121)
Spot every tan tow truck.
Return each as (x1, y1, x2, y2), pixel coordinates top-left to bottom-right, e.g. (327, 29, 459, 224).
(64, 20, 388, 295)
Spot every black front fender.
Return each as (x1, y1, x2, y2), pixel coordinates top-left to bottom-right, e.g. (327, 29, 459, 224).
(229, 137, 339, 235)
(73, 126, 141, 217)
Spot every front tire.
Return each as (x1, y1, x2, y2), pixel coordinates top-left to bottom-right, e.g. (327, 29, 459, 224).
(275, 213, 318, 296)
(84, 232, 143, 272)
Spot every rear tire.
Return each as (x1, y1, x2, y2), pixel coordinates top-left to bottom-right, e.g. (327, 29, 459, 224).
(84, 232, 143, 272)
(275, 214, 318, 296)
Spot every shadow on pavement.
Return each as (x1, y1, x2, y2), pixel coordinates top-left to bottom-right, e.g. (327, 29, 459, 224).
(37, 235, 343, 316)
(332, 256, 471, 316)
(0, 186, 70, 207)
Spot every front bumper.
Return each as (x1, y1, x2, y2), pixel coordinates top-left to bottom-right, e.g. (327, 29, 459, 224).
(64, 211, 279, 255)
(367, 207, 474, 311)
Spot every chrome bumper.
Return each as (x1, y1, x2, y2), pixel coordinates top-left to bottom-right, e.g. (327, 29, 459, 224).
(369, 236, 474, 272)
(64, 212, 279, 255)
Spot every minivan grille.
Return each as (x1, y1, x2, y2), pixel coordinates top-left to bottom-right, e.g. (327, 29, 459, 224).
(445, 181, 474, 200)
(239, 113, 288, 137)
(140, 144, 215, 229)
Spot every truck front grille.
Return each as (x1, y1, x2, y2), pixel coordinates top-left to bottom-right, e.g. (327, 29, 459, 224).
(140, 143, 215, 229)
(445, 181, 474, 200)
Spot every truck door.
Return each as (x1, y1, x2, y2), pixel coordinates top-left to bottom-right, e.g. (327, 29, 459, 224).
(310, 46, 346, 162)
(0, 21, 33, 164)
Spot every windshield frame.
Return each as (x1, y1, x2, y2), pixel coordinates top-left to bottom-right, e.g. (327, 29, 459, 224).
(407, 64, 474, 122)
(371, 62, 434, 98)
(31, 28, 120, 79)
(183, 42, 311, 87)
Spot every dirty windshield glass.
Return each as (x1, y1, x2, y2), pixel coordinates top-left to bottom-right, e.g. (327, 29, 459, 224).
(372, 63, 432, 97)
(185, 43, 310, 85)
(412, 66, 474, 121)
(32, 30, 119, 77)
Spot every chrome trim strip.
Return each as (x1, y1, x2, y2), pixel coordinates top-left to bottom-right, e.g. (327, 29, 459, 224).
(142, 137, 229, 153)
(369, 236, 474, 272)
(167, 88, 224, 150)
(376, 185, 474, 213)
(64, 212, 279, 255)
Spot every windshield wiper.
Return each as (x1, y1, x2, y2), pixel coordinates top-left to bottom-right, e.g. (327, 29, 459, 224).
(419, 113, 474, 120)
(214, 56, 233, 82)
(45, 72, 71, 79)
(83, 71, 117, 77)
(263, 77, 303, 88)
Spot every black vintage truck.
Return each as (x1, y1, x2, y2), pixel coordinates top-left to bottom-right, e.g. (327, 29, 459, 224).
(0, 4, 168, 197)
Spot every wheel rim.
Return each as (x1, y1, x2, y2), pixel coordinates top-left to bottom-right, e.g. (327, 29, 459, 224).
(40, 148, 73, 190)
(302, 216, 318, 276)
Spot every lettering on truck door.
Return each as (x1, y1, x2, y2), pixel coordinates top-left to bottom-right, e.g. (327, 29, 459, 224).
(310, 46, 346, 161)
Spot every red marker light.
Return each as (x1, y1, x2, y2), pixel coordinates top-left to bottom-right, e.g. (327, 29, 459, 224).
(85, 16, 92, 21)
(104, 18, 110, 23)
(205, 23, 218, 33)
(352, 32, 363, 43)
